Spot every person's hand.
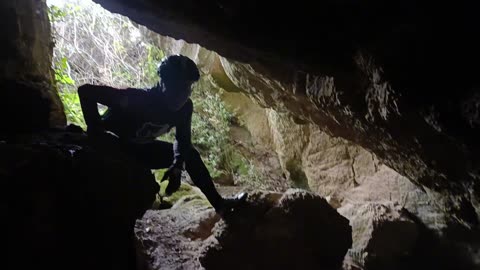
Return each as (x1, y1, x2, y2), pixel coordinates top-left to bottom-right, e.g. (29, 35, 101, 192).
(161, 165, 182, 195)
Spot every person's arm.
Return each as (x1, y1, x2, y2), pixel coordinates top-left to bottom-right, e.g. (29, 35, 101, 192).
(77, 84, 128, 134)
(173, 99, 194, 170)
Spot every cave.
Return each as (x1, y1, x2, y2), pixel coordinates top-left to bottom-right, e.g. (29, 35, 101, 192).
(1, 0, 480, 269)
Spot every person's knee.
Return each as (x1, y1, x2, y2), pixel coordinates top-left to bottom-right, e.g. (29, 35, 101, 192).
(184, 147, 204, 168)
(77, 83, 93, 95)
(191, 147, 200, 157)
(186, 147, 203, 162)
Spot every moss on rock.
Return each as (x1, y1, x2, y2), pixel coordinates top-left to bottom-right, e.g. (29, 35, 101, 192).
(152, 181, 210, 210)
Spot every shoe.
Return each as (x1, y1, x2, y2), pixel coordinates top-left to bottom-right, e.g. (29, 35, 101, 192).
(215, 192, 248, 216)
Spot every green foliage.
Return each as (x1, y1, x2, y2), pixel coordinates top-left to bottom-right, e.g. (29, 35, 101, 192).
(59, 91, 86, 129)
(152, 181, 209, 209)
(153, 168, 168, 181)
(54, 57, 75, 86)
(234, 162, 264, 190)
(52, 54, 85, 128)
(220, 146, 265, 190)
(142, 44, 165, 85)
(48, 4, 80, 23)
(49, 0, 164, 89)
(48, 0, 165, 128)
(48, 5, 67, 23)
(221, 147, 249, 175)
(159, 181, 196, 201)
(190, 82, 233, 178)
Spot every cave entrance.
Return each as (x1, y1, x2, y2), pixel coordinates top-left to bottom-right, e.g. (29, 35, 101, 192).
(47, 0, 294, 200)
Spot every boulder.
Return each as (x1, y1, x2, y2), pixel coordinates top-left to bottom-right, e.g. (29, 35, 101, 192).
(1, 130, 159, 270)
(338, 203, 418, 270)
(201, 189, 352, 270)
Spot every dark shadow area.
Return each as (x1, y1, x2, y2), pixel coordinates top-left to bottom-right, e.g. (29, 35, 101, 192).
(1, 127, 159, 270)
(0, 80, 51, 135)
(387, 211, 480, 270)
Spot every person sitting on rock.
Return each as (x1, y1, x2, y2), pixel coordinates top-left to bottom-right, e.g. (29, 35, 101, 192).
(77, 54, 247, 216)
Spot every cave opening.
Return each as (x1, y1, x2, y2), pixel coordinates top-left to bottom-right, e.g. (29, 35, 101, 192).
(2, 0, 480, 269)
(46, 0, 291, 195)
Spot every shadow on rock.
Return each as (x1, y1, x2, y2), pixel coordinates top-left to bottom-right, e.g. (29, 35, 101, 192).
(200, 189, 352, 270)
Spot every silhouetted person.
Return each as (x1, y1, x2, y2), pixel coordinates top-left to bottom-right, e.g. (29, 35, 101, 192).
(78, 54, 247, 216)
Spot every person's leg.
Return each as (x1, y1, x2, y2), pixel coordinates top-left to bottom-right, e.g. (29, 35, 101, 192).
(121, 140, 223, 209)
(184, 148, 223, 210)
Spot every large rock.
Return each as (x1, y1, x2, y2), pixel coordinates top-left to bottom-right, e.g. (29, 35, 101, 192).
(135, 189, 352, 270)
(267, 110, 310, 188)
(135, 195, 217, 269)
(200, 189, 352, 270)
(1, 130, 159, 270)
(0, 0, 66, 129)
(338, 203, 419, 270)
(339, 202, 480, 270)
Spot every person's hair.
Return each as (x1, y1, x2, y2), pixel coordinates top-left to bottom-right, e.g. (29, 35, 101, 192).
(157, 54, 200, 83)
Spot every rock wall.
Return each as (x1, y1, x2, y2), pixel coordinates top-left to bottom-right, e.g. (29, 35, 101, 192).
(339, 203, 419, 269)
(263, 110, 448, 230)
(0, 0, 66, 131)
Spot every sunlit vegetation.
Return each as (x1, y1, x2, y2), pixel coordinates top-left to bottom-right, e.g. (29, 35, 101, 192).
(48, 0, 263, 186)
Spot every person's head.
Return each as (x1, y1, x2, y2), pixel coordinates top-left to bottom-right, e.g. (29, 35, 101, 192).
(157, 54, 200, 111)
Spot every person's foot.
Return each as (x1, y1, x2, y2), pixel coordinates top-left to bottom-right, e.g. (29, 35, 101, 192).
(215, 192, 248, 216)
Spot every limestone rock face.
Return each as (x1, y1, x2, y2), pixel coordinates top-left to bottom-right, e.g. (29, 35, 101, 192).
(338, 203, 419, 269)
(0, 0, 66, 129)
(267, 110, 310, 188)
